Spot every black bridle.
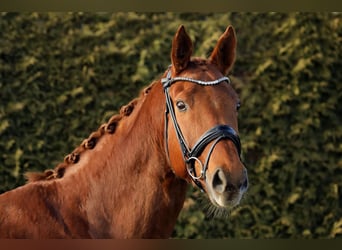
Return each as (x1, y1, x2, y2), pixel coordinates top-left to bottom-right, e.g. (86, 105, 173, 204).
(161, 68, 242, 192)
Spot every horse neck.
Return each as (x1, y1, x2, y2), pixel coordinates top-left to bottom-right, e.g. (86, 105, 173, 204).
(57, 82, 188, 238)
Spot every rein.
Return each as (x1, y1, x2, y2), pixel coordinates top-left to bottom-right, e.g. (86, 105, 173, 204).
(161, 68, 242, 191)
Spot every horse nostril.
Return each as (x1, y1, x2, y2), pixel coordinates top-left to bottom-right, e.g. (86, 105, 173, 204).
(212, 168, 248, 194)
(212, 168, 227, 194)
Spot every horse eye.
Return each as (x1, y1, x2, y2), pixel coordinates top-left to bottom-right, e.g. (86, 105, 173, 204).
(176, 101, 187, 111)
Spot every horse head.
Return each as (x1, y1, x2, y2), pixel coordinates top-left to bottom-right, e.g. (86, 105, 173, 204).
(163, 25, 248, 209)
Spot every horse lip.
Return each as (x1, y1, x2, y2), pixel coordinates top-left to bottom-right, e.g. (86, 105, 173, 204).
(206, 183, 243, 208)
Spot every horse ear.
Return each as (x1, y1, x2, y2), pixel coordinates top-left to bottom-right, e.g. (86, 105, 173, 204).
(171, 25, 193, 74)
(209, 25, 237, 75)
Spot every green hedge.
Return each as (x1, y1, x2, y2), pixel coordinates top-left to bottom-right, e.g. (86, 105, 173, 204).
(0, 12, 341, 238)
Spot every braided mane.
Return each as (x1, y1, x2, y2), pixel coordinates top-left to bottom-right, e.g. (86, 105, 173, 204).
(25, 82, 155, 183)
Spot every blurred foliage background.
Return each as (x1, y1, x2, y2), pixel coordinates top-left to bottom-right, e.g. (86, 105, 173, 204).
(0, 12, 341, 238)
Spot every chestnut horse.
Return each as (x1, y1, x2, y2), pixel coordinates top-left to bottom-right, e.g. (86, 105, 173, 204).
(0, 25, 248, 238)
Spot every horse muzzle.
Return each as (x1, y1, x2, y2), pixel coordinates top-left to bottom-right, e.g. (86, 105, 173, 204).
(205, 166, 248, 208)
